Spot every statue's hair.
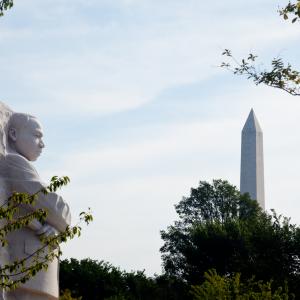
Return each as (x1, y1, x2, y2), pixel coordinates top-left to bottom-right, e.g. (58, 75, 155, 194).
(8, 113, 37, 131)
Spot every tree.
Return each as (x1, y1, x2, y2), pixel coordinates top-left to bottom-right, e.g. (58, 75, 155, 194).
(60, 258, 189, 300)
(60, 258, 126, 300)
(160, 180, 300, 296)
(60, 289, 82, 300)
(191, 269, 294, 300)
(221, 1, 300, 96)
(0, 0, 13, 16)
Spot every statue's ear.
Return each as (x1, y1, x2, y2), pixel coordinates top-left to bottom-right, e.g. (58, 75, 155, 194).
(8, 127, 17, 142)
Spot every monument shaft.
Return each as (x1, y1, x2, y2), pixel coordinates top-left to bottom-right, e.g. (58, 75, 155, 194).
(240, 109, 265, 209)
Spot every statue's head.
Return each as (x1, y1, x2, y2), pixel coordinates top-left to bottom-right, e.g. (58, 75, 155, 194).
(7, 113, 45, 161)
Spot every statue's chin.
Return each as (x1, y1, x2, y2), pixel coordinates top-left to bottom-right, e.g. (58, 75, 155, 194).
(30, 155, 40, 162)
(25, 153, 41, 162)
(13, 148, 41, 161)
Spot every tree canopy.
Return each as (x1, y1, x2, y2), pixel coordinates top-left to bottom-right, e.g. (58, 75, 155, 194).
(160, 180, 300, 296)
(60, 258, 189, 300)
(191, 269, 294, 300)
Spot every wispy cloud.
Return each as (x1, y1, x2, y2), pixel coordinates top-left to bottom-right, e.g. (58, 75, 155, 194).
(2, 0, 300, 275)
(2, 0, 299, 118)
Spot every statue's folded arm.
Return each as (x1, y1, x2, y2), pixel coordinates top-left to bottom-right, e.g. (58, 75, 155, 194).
(3, 153, 71, 232)
(14, 181, 71, 232)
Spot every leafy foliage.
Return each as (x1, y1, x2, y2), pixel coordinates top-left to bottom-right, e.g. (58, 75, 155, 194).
(160, 180, 300, 297)
(174, 179, 257, 225)
(221, 1, 300, 96)
(279, 1, 300, 23)
(221, 50, 300, 96)
(0, 176, 93, 290)
(60, 258, 189, 300)
(60, 289, 82, 300)
(191, 269, 294, 300)
(0, 0, 13, 16)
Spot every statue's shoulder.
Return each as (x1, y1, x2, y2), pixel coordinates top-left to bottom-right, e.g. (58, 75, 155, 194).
(5, 153, 31, 166)
(4, 153, 39, 179)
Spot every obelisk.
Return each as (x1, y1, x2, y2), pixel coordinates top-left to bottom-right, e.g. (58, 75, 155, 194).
(240, 109, 265, 209)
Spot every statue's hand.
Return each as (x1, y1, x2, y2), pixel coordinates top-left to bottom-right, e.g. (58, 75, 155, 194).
(36, 224, 59, 237)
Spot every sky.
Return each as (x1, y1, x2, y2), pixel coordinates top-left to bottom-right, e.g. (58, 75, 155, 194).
(0, 0, 300, 276)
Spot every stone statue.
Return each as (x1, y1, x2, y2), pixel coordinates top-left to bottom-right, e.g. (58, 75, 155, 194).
(0, 103, 71, 300)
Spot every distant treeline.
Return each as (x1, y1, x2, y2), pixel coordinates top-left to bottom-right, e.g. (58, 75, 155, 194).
(59, 258, 294, 300)
(59, 258, 189, 300)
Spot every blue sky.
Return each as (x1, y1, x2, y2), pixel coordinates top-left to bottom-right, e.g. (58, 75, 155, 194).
(1, 0, 300, 275)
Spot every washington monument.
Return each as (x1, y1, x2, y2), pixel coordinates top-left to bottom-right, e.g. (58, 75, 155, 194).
(240, 109, 265, 209)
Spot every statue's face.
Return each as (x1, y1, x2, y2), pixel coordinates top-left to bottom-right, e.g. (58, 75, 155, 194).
(13, 118, 45, 161)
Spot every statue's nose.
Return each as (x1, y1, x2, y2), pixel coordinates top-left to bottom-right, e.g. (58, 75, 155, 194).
(40, 140, 45, 148)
